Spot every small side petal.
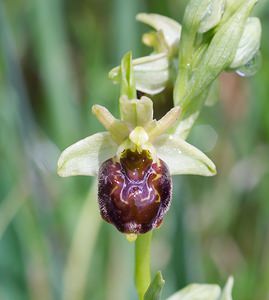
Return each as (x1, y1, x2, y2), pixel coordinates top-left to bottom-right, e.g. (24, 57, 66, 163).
(92, 105, 129, 143)
(154, 135, 216, 176)
(120, 95, 153, 127)
(57, 132, 117, 177)
(148, 106, 180, 141)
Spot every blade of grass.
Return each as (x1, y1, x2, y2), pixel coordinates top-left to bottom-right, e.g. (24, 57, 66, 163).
(62, 180, 101, 300)
(31, 0, 81, 146)
(15, 202, 54, 300)
(0, 182, 28, 240)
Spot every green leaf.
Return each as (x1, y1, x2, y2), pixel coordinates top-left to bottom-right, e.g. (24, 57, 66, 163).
(144, 271, 165, 300)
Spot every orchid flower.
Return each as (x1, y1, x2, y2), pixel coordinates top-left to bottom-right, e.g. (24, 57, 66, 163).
(57, 53, 216, 236)
(109, 13, 182, 95)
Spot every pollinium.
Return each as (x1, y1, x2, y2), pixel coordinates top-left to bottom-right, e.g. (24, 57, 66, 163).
(98, 149, 172, 234)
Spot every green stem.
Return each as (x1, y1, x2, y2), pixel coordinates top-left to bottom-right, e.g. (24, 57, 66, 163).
(135, 231, 152, 300)
(173, 26, 196, 107)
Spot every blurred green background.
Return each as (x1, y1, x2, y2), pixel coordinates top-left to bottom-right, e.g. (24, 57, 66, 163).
(0, 0, 269, 299)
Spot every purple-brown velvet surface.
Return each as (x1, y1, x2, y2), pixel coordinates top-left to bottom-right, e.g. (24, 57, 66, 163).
(98, 149, 172, 234)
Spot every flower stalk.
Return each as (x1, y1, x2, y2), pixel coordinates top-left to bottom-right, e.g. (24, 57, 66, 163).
(135, 232, 152, 300)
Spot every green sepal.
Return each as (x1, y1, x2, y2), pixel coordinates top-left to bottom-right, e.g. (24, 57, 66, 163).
(57, 132, 118, 177)
(155, 134, 216, 176)
(144, 271, 165, 300)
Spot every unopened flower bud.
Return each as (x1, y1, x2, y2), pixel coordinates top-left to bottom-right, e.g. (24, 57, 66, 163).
(230, 17, 262, 69)
(198, 0, 225, 33)
(224, 0, 246, 16)
(184, 0, 224, 33)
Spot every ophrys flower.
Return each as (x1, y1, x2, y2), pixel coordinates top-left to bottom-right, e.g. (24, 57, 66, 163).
(57, 53, 216, 235)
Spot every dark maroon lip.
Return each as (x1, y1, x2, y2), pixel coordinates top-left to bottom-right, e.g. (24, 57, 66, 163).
(98, 149, 172, 234)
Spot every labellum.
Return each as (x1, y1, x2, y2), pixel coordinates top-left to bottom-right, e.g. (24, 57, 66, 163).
(98, 149, 172, 234)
